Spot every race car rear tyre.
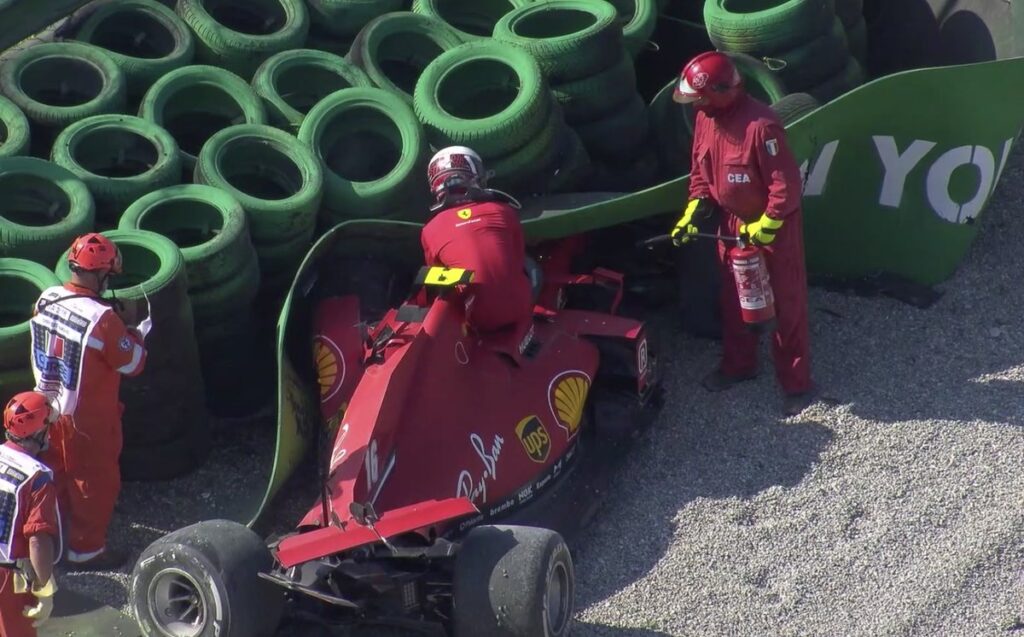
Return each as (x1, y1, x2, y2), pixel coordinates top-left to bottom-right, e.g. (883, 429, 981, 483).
(0, 258, 61, 370)
(414, 40, 548, 158)
(175, 0, 311, 80)
(63, 0, 197, 100)
(252, 48, 372, 132)
(131, 519, 283, 637)
(411, 0, 532, 42)
(492, 0, 623, 83)
(348, 11, 464, 104)
(50, 114, 182, 226)
(0, 41, 127, 156)
(0, 156, 96, 267)
(453, 525, 575, 637)
(0, 95, 30, 158)
(138, 64, 267, 179)
(300, 86, 428, 223)
(704, 0, 836, 55)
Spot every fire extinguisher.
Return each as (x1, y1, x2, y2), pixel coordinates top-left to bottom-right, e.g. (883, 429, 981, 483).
(728, 239, 776, 331)
(637, 231, 777, 331)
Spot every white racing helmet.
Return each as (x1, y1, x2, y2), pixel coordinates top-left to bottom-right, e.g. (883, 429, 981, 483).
(427, 146, 488, 206)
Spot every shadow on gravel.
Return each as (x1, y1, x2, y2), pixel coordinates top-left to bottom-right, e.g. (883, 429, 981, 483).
(574, 622, 677, 636)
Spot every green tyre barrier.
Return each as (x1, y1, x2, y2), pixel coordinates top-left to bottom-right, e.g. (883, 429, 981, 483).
(704, 0, 836, 55)
(488, 103, 566, 193)
(0, 95, 30, 158)
(805, 55, 865, 103)
(0, 157, 96, 267)
(647, 79, 693, 181)
(50, 114, 182, 227)
(299, 87, 429, 224)
(194, 124, 324, 287)
(414, 40, 548, 158)
(0, 258, 61, 370)
(138, 64, 267, 179)
(551, 51, 637, 125)
(762, 17, 850, 93)
(252, 49, 372, 133)
(54, 229, 210, 472)
(0, 367, 36, 413)
(118, 184, 263, 417)
(0, 42, 126, 157)
(575, 93, 650, 162)
(412, 0, 533, 42)
(728, 51, 789, 104)
(606, 0, 658, 59)
(846, 16, 867, 66)
(307, 0, 406, 40)
(348, 12, 465, 104)
(66, 0, 196, 101)
(769, 91, 821, 125)
(492, 0, 623, 83)
(545, 127, 592, 194)
(175, 0, 311, 80)
(835, 0, 863, 28)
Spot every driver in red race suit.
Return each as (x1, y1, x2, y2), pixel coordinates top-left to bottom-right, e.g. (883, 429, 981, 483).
(0, 392, 62, 637)
(671, 51, 815, 416)
(29, 233, 147, 571)
(420, 146, 534, 333)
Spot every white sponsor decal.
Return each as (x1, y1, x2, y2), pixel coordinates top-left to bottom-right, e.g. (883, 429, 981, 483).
(329, 423, 350, 472)
(727, 172, 751, 184)
(456, 433, 504, 505)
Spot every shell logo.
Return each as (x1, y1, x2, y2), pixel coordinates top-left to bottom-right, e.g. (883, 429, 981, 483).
(548, 370, 591, 438)
(313, 335, 346, 404)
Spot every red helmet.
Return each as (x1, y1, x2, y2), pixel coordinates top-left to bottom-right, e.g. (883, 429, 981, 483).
(68, 233, 123, 274)
(673, 51, 744, 111)
(3, 392, 54, 440)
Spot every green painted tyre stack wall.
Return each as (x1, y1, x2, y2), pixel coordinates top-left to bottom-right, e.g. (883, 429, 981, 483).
(0, 259, 62, 409)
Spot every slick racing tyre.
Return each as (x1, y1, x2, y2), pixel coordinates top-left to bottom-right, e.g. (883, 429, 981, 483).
(131, 520, 283, 637)
(703, 0, 836, 55)
(412, 0, 532, 42)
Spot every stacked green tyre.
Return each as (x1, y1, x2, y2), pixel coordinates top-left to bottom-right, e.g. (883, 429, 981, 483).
(0, 157, 96, 267)
(493, 1, 653, 192)
(300, 87, 430, 226)
(0, 259, 62, 409)
(51, 114, 182, 228)
(414, 40, 590, 197)
(0, 95, 30, 158)
(138, 64, 267, 181)
(63, 0, 197, 102)
(252, 49, 372, 133)
(703, 0, 865, 103)
(306, 0, 406, 42)
(119, 184, 264, 417)
(0, 42, 126, 158)
(411, 0, 532, 41)
(348, 12, 465, 104)
(174, 0, 311, 80)
(194, 124, 324, 297)
(836, 0, 866, 65)
(54, 229, 210, 481)
(604, 0, 659, 59)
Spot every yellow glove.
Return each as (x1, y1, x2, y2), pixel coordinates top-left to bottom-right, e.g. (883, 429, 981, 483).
(22, 577, 57, 628)
(671, 198, 712, 246)
(740, 212, 784, 246)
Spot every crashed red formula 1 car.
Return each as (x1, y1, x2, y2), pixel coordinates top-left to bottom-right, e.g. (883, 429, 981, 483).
(130, 224, 662, 637)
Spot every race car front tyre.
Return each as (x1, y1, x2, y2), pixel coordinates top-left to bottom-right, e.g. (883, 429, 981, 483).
(131, 519, 283, 637)
(453, 525, 575, 637)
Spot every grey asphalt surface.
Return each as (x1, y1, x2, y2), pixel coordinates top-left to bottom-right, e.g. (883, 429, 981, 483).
(55, 143, 1024, 637)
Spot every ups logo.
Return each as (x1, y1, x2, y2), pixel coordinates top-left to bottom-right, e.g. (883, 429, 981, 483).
(515, 416, 551, 463)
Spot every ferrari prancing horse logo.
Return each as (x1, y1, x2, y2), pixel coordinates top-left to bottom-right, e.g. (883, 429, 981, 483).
(548, 371, 591, 438)
(457, 208, 472, 220)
